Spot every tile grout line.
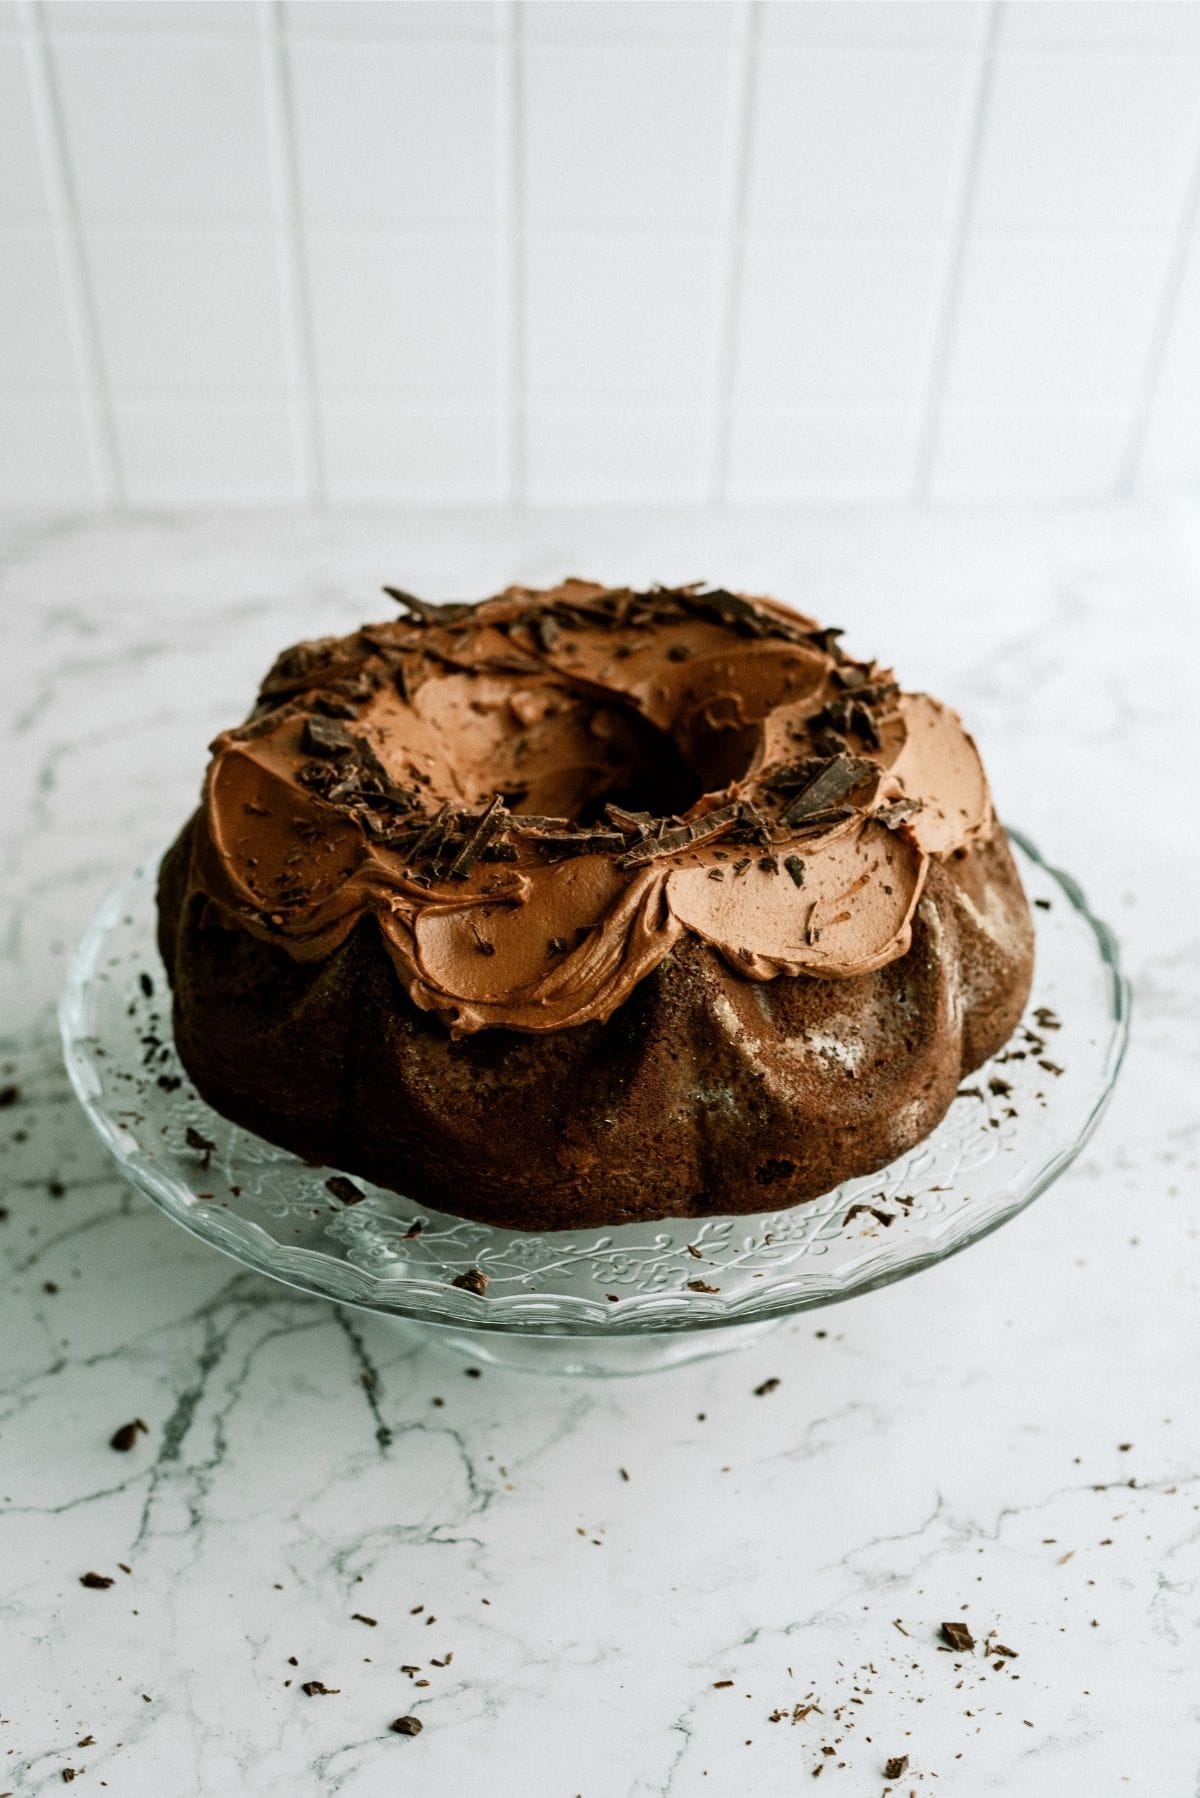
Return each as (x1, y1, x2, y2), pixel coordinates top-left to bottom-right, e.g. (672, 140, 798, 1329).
(497, 0, 525, 507)
(707, 0, 758, 507)
(260, 0, 325, 505)
(910, 0, 1002, 504)
(1115, 103, 1200, 494)
(20, 0, 122, 508)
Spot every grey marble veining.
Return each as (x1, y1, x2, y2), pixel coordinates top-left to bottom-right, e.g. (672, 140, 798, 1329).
(0, 506, 1197, 1797)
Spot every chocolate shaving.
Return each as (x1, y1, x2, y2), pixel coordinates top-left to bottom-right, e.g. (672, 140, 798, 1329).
(686, 1279, 719, 1294)
(348, 733, 414, 808)
(784, 854, 806, 887)
(185, 1126, 215, 1170)
(313, 693, 359, 721)
(843, 1203, 893, 1228)
(80, 1572, 114, 1589)
(813, 692, 889, 747)
(875, 796, 923, 828)
(802, 625, 846, 657)
(510, 814, 571, 831)
(406, 801, 455, 868)
(850, 703, 881, 746)
(303, 714, 356, 758)
(448, 794, 508, 880)
(326, 1175, 366, 1206)
(451, 1267, 490, 1297)
(679, 586, 775, 638)
(763, 757, 827, 792)
(109, 1419, 148, 1452)
(324, 768, 369, 805)
(265, 637, 339, 688)
(939, 1620, 975, 1653)
(731, 797, 774, 845)
(779, 754, 873, 826)
(383, 586, 455, 625)
(883, 1755, 908, 1779)
(531, 612, 561, 652)
(536, 829, 626, 858)
(616, 803, 740, 869)
(604, 803, 652, 838)
(300, 1680, 339, 1696)
(390, 1715, 423, 1736)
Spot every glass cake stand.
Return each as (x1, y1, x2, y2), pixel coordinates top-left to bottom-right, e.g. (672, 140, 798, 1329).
(59, 833, 1127, 1376)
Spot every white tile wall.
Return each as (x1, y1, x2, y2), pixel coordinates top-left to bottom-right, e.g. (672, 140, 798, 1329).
(0, 37, 50, 218)
(525, 234, 722, 398)
(525, 4, 736, 42)
(0, 396, 96, 504)
(928, 404, 1130, 501)
(758, 3, 988, 46)
(3, 0, 1200, 509)
(112, 398, 300, 504)
(746, 46, 977, 230)
(522, 46, 734, 227)
(1151, 229, 1200, 407)
(86, 228, 291, 390)
(288, 43, 501, 224)
(306, 232, 501, 394)
(726, 405, 919, 502)
(525, 402, 709, 503)
(52, 35, 275, 220)
(284, 1, 500, 37)
(322, 401, 500, 503)
(0, 225, 77, 386)
(972, 47, 1200, 232)
(734, 236, 944, 399)
(941, 239, 1168, 404)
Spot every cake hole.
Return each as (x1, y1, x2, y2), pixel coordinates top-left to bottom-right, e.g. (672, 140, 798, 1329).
(563, 708, 704, 824)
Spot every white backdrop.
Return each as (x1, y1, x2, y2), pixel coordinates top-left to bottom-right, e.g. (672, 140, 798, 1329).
(5, 0, 1200, 507)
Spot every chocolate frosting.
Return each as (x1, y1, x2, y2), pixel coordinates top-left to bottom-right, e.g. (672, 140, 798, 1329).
(185, 581, 994, 1036)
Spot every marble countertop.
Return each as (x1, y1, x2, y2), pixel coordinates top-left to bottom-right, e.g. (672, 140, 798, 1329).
(0, 505, 1195, 1798)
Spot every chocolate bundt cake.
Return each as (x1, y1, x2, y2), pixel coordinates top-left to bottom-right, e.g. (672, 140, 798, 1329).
(157, 580, 1034, 1230)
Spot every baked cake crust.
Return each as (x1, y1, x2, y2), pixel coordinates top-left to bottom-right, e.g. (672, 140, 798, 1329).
(156, 581, 1034, 1229)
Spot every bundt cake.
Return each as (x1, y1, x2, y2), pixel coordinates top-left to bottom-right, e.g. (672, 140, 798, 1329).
(156, 580, 1034, 1231)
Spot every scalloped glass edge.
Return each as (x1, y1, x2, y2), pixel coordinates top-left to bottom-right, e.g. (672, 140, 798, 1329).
(59, 830, 1129, 1338)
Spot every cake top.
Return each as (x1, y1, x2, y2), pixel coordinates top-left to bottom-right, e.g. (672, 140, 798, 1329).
(185, 581, 994, 1035)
